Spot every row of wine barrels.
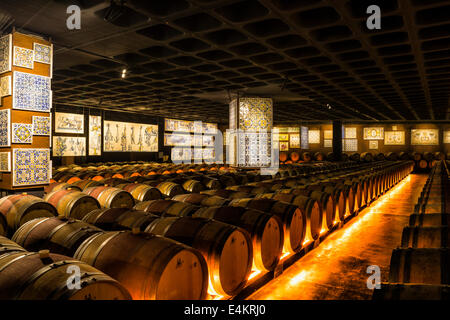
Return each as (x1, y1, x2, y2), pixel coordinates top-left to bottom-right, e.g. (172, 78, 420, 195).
(144, 216, 252, 297)
(116, 183, 162, 202)
(12, 217, 103, 257)
(0, 194, 57, 236)
(74, 230, 209, 300)
(201, 189, 252, 200)
(0, 214, 6, 237)
(81, 208, 252, 296)
(373, 283, 450, 300)
(228, 198, 306, 253)
(0, 250, 132, 300)
(192, 206, 284, 272)
(257, 193, 322, 241)
(43, 189, 100, 220)
(84, 186, 135, 209)
(409, 213, 450, 227)
(70, 179, 103, 191)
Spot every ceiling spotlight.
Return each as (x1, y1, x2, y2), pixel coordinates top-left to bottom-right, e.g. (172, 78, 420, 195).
(327, 104, 332, 109)
(121, 68, 127, 78)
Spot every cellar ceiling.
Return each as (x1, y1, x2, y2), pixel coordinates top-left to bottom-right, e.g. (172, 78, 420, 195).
(1, 0, 449, 124)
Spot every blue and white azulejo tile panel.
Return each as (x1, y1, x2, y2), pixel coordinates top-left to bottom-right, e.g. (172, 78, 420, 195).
(0, 109, 11, 147)
(12, 123, 33, 144)
(13, 46, 34, 69)
(32, 115, 51, 136)
(0, 75, 11, 97)
(12, 148, 50, 186)
(13, 71, 51, 112)
(33, 43, 52, 65)
(0, 34, 12, 74)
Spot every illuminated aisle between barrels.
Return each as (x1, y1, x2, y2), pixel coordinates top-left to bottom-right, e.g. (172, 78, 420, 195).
(247, 174, 428, 300)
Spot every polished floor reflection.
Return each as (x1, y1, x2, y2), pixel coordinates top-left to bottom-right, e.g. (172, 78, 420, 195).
(248, 174, 427, 300)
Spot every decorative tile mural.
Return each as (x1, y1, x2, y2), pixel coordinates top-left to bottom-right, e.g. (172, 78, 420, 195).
(444, 131, 450, 144)
(55, 112, 84, 134)
(411, 129, 439, 145)
(104, 121, 158, 152)
(237, 132, 271, 167)
(33, 43, 52, 65)
(89, 115, 102, 156)
(301, 126, 309, 149)
(238, 97, 273, 131)
(364, 127, 384, 140)
(13, 46, 34, 69)
(0, 152, 11, 172)
(324, 139, 332, 148)
(369, 141, 378, 149)
(290, 134, 300, 148)
(308, 130, 320, 144)
(343, 139, 358, 152)
(203, 135, 214, 147)
(324, 130, 333, 140)
(32, 116, 51, 136)
(345, 127, 357, 139)
(165, 118, 217, 134)
(53, 136, 86, 157)
(278, 134, 289, 141)
(280, 141, 289, 151)
(0, 34, 12, 74)
(13, 71, 51, 112)
(288, 127, 299, 133)
(0, 75, 11, 97)
(0, 109, 11, 147)
(384, 131, 405, 145)
(12, 123, 33, 144)
(12, 148, 50, 186)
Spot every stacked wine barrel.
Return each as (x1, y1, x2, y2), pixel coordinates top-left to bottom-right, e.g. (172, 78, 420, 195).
(374, 160, 450, 299)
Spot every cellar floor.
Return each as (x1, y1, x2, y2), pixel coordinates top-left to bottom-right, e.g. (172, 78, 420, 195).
(247, 173, 428, 300)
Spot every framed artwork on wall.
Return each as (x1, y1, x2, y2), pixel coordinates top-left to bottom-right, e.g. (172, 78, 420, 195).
(384, 131, 405, 145)
(411, 129, 439, 145)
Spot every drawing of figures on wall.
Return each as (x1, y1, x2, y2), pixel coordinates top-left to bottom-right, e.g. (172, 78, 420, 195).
(55, 112, 84, 134)
(53, 136, 86, 157)
(103, 120, 158, 152)
(89, 115, 101, 156)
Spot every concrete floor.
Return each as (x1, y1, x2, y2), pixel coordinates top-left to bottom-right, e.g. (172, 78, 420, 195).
(247, 174, 428, 300)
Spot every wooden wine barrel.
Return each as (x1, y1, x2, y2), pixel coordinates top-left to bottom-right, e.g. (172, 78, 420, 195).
(172, 193, 230, 207)
(373, 283, 450, 300)
(361, 152, 373, 162)
(227, 185, 267, 195)
(314, 152, 325, 161)
(74, 231, 208, 300)
(423, 152, 434, 161)
(84, 186, 135, 209)
(398, 152, 409, 161)
(386, 152, 398, 161)
(0, 214, 6, 237)
(409, 214, 450, 227)
(418, 159, 428, 169)
(134, 199, 199, 217)
(82, 208, 151, 231)
(70, 179, 103, 191)
(44, 182, 82, 194)
(12, 217, 104, 256)
(117, 183, 162, 202)
(389, 248, 450, 285)
(0, 194, 58, 236)
(302, 152, 312, 162)
(0, 250, 131, 300)
(201, 177, 221, 190)
(201, 189, 251, 200)
(349, 153, 360, 161)
(375, 153, 386, 161)
(145, 216, 253, 297)
(279, 152, 288, 162)
(156, 182, 185, 198)
(0, 235, 27, 255)
(401, 226, 449, 248)
(228, 198, 306, 253)
(290, 152, 300, 162)
(182, 180, 205, 193)
(100, 178, 130, 187)
(43, 189, 100, 220)
(434, 152, 446, 161)
(193, 206, 283, 272)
